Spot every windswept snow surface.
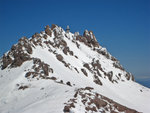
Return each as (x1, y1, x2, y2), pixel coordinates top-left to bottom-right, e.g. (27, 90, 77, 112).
(0, 25, 150, 113)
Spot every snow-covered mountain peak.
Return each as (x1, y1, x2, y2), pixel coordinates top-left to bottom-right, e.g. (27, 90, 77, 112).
(0, 24, 150, 113)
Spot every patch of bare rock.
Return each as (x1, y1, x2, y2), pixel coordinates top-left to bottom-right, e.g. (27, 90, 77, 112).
(63, 87, 139, 113)
(25, 58, 53, 80)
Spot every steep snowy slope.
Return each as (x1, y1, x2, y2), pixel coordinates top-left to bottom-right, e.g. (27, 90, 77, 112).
(0, 24, 150, 113)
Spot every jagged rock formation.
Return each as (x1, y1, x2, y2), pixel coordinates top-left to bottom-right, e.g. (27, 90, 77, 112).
(0, 24, 149, 113)
(1, 37, 33, 69)
(1, 24, 134, 83)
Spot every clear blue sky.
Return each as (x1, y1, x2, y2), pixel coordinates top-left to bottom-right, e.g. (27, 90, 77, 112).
(0, 0, 150, 83)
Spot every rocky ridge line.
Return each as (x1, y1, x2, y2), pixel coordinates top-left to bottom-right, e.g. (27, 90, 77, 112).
(0, 24, 134, 85)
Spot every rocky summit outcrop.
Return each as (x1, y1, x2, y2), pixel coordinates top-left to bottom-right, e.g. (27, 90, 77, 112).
(0, 24, 145, 113)
(83, 30, 99, 47)
(76, 30, 99, 48)
(45, 25, 52, 37)
(1, 37, 33, 69)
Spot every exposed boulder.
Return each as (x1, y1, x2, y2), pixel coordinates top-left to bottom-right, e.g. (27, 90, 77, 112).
(83, 30, 92, 43)
(76, 42, 80, 48)
(18, 85, 29, 90)
(76, 35, 89, 46)
(76, 35, 86, 42)
(83, 63, 91, 71)
(83, 30, 99, 47)
(85, 106, 97, 112)
(69, 51, 73, 56)
(81, 68, 88, 76)
(63, 47, 68, 55)
(104, 71, 113, 82)
(66, 81, 71, 86)
(93, 75, 103, 85)
(125, 72, 134, 81)
(63, 106, 70, 113)
(51, 24, 63, 37)
(85, 87, 94, 90)
(45, 25, 52, 36)
(51, 24, 57, 30)
(50, 76, 57, 80)
(74, 67, 79, 73)
(60, 40, 67, 47)
(56, 54, 63, 62)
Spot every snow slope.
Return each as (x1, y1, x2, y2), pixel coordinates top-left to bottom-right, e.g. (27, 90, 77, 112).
(0, 24, 150, 113)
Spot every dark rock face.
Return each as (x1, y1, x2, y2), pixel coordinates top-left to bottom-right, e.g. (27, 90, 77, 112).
(60, 40, 67, 47)
(51, 24, 57, 30)
(11, 55, 30, 68)
(63, 47, 69, 55)
(76, 35, 91, 47)
(50, 76, 57, 80)
(69, 51, 73, 56)
(83, 30, 92, 42)
(62, 46, 74, 56)
(52, 25, 63, 37)
(94, 75, 103, 85)
(105, 71, 113, 82)
(56, 54, 63, 61)
(63, 106, 70, 112)
(18, 85, 29, 90)
(81, 68, 88, 76)
(45, 25, 52, 36)
(82, 30, 99, 47)
(25, 72, 37, 78)
(125, 72, 135, 81)
(91, 97, 107, 109)
(83, 63, 91, 71)
(1, 37, 33, 69)
(75, 42, 80, 48)
(64, 87, 140, 113)
(85, 87, 94, 90)
(66, 81, 71, 86)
